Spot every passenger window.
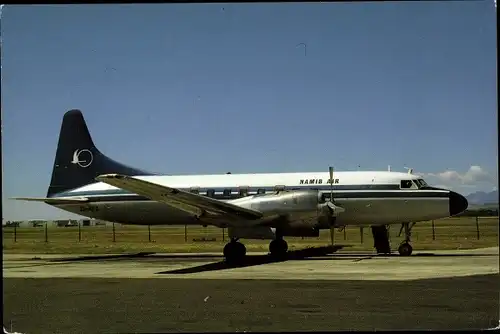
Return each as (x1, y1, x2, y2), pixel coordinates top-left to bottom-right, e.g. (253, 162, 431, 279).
(257, 188, 266, 194)
(223, 188, 232, 197)
(400, 180, 414, 189)
(206, 189, 215, 197)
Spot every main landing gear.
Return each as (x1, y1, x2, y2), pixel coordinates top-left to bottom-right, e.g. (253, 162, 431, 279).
(371, 223, 415, 256)
(223, 238, 246, 264)
(269, 238, 288, 259)
(223, 237, 289, 264)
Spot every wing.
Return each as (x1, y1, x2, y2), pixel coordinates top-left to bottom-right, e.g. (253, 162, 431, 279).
(10, 197, 90, 205)
(95, 174, 263, 221)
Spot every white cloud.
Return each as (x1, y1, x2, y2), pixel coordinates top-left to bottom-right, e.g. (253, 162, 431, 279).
(425, 165, 493, 184)
(420, 166, 497, 195)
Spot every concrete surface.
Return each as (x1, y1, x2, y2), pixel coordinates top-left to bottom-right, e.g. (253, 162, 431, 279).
(3, 247, 498, 333)
(3, 247, 498, 280)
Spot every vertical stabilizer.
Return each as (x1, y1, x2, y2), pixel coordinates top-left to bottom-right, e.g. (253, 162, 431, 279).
(46, 109, 153, 197)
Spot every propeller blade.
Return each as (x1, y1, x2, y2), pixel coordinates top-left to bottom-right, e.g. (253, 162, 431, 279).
(329, 166, 334, 204)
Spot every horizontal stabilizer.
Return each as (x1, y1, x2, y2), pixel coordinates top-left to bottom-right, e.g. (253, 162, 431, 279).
(10, 197, 89, 204)
(95, 174, 264, 221)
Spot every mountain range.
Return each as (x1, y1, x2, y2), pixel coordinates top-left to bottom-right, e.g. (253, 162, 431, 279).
(465, 190, 498, 207)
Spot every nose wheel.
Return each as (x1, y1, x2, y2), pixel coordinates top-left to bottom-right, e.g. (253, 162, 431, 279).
(398, 242, 413, 256)
(397, 222, 415, 256)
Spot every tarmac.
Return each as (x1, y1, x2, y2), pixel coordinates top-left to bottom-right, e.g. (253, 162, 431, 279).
(3, 246, 500, 333)
(3, 246, 499, 280)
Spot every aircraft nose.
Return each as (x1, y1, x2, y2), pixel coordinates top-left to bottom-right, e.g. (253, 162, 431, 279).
(449, 191, 468, 216)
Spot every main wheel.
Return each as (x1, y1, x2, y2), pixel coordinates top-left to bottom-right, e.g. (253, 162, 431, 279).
(269, 239, 288, 258)
(223, 241, 246, 264)
(398, 242, 413, 256)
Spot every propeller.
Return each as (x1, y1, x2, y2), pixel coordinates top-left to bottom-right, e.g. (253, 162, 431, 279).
(318, 166, 345, 246)
(329, 166, 334, 203)
(329, 166, 335, 246)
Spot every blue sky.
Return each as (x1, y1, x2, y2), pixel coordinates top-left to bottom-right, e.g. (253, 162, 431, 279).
(2, 2, 497, 220)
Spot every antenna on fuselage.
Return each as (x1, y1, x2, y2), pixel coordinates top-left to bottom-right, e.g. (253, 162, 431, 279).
(404, 166, 413, 174)
(388, 165, 391, 172)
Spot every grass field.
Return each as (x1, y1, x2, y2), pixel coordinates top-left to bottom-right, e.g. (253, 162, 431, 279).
(2, 216, 498, 254)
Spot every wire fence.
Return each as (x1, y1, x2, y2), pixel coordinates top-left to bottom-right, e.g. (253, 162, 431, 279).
(2, 216, 498, 246)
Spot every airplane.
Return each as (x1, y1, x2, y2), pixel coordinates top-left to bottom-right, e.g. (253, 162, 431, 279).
(12, 109, 469, 263)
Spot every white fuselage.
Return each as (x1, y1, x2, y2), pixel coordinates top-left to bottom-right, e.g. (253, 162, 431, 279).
(51, 171, 455, 227)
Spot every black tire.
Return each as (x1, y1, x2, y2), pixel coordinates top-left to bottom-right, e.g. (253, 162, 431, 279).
(224, 241, 246, 264)
(398, 243, 413, 256)
(269, 239, 288, 258)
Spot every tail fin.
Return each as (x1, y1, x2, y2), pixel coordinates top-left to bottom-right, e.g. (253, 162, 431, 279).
(46, 109, 153, 197)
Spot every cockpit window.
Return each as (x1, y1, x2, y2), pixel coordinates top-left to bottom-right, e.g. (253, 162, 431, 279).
(418, 179, 428, 187)
(400, 180, 414, 189)
(413, 179, 429, 188)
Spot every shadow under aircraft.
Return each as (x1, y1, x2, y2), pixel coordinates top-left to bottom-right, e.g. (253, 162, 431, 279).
(156, 245, 348, 275)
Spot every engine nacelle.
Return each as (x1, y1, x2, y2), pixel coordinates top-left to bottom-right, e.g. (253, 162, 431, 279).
(227, 189, 344, 230)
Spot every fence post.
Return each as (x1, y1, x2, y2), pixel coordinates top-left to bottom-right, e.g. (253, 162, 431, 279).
(45, 222, 48, 243)
(222, 227, 225, 242)
(112, 222, 116, 242)
(148, 225, 151, 242)
(343, 227, 346, 240)
(184, 225, 187, 242)
(431, 220, 435, 240)
(360, 227, 363, 244)
(78, 221, 82, 242)
(475, 216, 480, 240)
(330, 228, 335, 246)
(14, 224, 17, 242)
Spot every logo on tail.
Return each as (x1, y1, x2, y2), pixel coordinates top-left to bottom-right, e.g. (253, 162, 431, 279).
(71, 149, 93, 168)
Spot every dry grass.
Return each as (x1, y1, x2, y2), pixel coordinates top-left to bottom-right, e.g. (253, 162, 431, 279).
(2, 216, 498, 254)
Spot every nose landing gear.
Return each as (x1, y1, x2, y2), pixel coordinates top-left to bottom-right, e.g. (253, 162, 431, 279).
(397, 222, 416, 256)
(371, 222, 416, 256)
